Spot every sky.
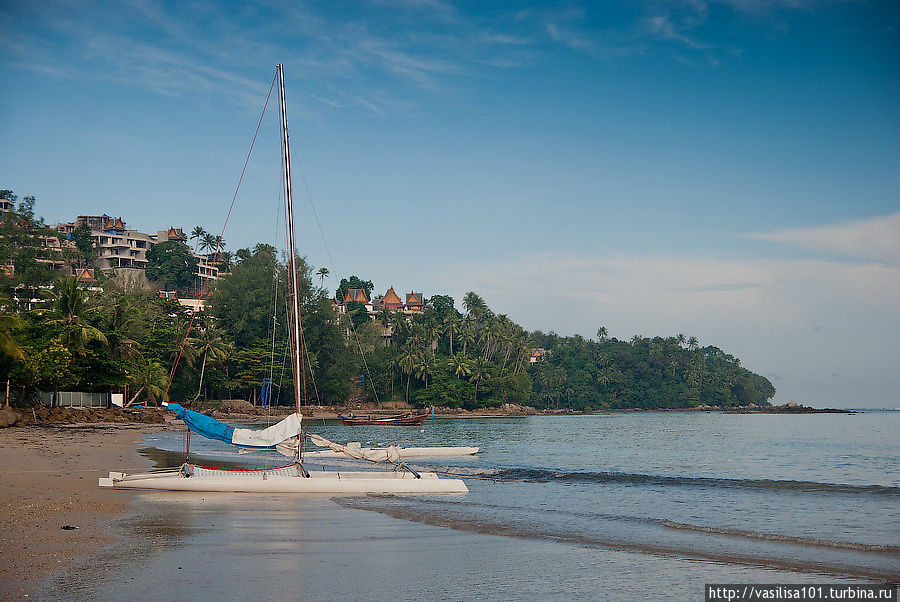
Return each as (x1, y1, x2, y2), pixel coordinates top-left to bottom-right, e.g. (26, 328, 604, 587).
(1, 0, 898, 407)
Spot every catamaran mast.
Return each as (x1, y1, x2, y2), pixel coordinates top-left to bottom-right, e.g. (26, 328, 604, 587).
(277, 64, 305, 413)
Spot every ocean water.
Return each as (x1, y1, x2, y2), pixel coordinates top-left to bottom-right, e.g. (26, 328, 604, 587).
(44, 411, 899, 600)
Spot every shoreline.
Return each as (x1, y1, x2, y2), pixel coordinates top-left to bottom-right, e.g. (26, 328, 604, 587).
(0, 422, 172, 599)
(201, 403, 863, 422)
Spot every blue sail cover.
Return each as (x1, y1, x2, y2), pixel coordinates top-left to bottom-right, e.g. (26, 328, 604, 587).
(162, 402, 301, 450)
(164, 402, 235, 444)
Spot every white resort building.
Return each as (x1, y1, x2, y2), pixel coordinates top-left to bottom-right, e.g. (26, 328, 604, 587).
(55, 216, 218, 283)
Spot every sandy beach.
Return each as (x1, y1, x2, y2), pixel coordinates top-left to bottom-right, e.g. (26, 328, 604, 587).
(0, 423, 172, 599)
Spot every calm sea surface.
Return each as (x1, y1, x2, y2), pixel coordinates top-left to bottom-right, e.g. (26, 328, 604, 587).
(44, 411, 899, 600)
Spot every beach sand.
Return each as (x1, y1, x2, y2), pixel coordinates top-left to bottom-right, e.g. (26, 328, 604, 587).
(0, 423, 172, 599)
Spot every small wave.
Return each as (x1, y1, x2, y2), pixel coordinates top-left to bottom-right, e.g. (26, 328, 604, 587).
(335, 497, 899, 581)
(455, 467, 899, 495)
(661, 521, 900, 554)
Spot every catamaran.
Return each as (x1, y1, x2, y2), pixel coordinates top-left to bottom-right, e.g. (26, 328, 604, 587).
(99, 65, 469, 494)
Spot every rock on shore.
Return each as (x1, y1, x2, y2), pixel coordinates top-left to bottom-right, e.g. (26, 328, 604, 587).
(0, 406, 166, 428)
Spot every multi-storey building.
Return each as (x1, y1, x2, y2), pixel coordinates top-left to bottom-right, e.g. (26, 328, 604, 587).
(56, 215, 218, 282)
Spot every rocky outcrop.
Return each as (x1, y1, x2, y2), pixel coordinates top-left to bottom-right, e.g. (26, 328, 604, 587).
(0, 408, 24, 427)
(0, 406, 166, 427)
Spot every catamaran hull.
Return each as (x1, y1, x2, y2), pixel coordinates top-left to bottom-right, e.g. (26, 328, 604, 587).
(99, 470, 468, 494)
(303, 446, 479, 460)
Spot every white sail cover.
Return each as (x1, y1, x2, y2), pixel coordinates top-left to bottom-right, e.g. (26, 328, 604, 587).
(307, 433, 401, 463)
(231, 412, 302, 447)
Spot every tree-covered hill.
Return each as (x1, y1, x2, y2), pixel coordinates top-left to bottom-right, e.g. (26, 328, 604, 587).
(0, 189, 774, 410)
(529, 331, 775, 411)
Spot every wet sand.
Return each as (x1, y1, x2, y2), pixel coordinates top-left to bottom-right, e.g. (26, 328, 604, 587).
(36, 491, 843, 601)
(0, 423, 172, 599)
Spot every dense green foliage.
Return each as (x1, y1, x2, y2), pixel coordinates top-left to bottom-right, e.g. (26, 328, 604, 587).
(346, 290, 535, 409)
(145, 240, 198, 290)
(529, 332, 775, 410)
(0, 190, 74, 303)
(0, 189, 775, 411)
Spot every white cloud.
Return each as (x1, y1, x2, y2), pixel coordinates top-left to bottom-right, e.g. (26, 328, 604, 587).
(750, 213, 900, 263)
(435, 250, 900, 407)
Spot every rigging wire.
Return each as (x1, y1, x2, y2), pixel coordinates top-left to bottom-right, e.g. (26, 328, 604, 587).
(291, 146, 381, 406)
(166, 72, 277, 400)
(164, 71, 277, 460)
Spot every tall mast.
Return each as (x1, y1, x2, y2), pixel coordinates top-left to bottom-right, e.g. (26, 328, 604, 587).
(277, 64, 304, 413)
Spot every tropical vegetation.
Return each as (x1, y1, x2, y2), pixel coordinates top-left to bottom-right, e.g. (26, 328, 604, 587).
(0, 190, 776, 410)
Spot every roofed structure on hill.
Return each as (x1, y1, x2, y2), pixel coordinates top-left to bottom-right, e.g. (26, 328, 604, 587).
(382, 286, 403, 308)
(75, 267, 97, 283)
(102, 216, 126, 231)
(343, 288, 370, 304)
(166, 226, 187, 241)
(405, 292, 424, 311)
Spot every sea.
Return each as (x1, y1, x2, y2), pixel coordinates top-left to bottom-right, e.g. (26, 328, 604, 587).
(42, 411, 899, 600)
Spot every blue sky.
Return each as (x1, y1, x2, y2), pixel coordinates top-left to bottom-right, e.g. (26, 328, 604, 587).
(1, 0, 898, 407)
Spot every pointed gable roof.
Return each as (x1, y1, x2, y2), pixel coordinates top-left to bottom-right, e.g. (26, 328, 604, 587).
(76, 268, 97, 282)
(343, 288, 369, 303)
(405, 292, 423, 307)
(167, 226, 187, 241)
(103, 216, 126, 231)
(382, 286, 403, 307)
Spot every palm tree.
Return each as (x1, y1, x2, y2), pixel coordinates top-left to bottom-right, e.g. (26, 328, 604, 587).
(460, 320, 476, 357)
(479, 317, 499, 360)
(469, 358, 491, 403)
(449, 353, 471, 379)
(676, 333, 687, 348)
(0, 294, 25, 363)
(424, 319, 441, 355)
(126, 360, 168, 406)
(514, 339, 531, 375)
(103, 300, 141, 361)
(189, 226, 206, 253)
(48, 277, 107, 352)
(462, 291, 487, 321)
(199, 233, 216, 254)
(596, 327, 608, 342)
(316, 267, 329, 289)
(414, 353, 433, 390)
(443, 313, 461, 355)
(688, 336, 699, 351)
(396, 344, 420, 404)
(186, 324, 230, 402)
(219, 251, 233, 271)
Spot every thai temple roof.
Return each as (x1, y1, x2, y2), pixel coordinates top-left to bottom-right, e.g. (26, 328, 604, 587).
(103, 216, 126, 231)
(405, 292, 423, 306)
(343, 288, 370, 303)
(382, 286, 403, 306)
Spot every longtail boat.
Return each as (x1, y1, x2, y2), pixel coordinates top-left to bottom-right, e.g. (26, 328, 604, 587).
(339, 410, 430, 426)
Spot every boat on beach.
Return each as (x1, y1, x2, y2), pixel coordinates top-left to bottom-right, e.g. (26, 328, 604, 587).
(99, 65, 469, 495)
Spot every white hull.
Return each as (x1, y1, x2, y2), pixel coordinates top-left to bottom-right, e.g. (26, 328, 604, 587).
(99, 469, 468, 494)
(303, 445, 479, 460)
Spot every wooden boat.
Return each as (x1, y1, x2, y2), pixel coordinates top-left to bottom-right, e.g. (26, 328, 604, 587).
(98, 65, 469, 495)
(339, 411, 429, 426)
(304, 444, 478, 459)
